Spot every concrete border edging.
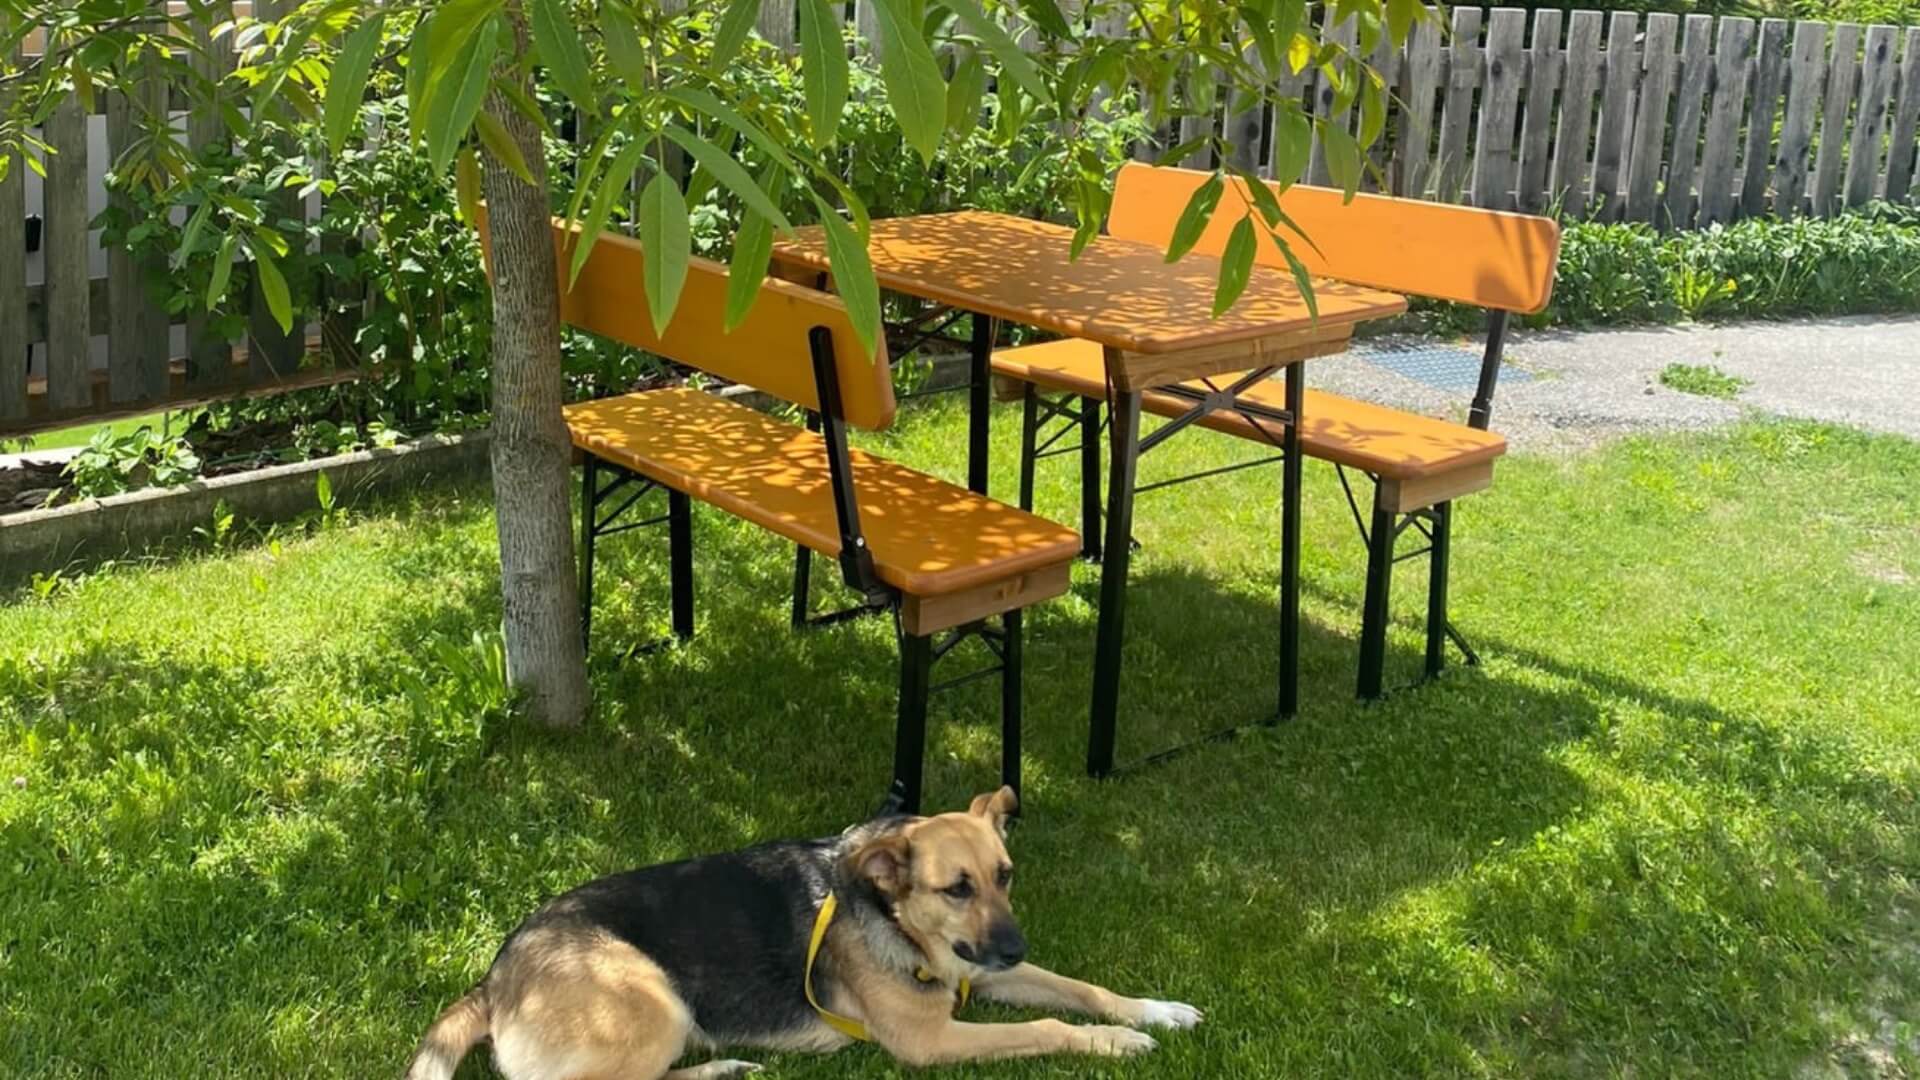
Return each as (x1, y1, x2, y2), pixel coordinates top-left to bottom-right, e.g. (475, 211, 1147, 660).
(0, 431, 492, 583)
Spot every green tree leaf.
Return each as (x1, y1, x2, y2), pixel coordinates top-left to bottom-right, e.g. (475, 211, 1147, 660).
(455, 144, 482, 224)
(416, 0, 503, 119)
(250, 242, 293, 335)
(1165, 171, 1224, 263)
(325, 12, 385, 157)
(662, 125, 792, 233)
(938, 0, 1051, 103)
(601, 2, 649, 93)
(531, 0, 596, 116)
(945, 47, 988, 140)
(569, 137, 646, 287)
(797, 0, 849, 149)
(725, 207, 775, 332)
(1014, 0, 1074, 40)
(1264, 227, 1319, 321)
(710, 0, 762, 68)
(870, 0, 947, 164)
(1270, 106, 1310, 188)
(662, 87, 797, 171)
(638, 170, 692, 337)
(813, 196, 881, 358)
(474, 108, 536, 185)
(1320, 121, 1362, 196)
(207, 233, 239, 310)
(1212, 215, 1256, 317)
(425, 23, 497, 173)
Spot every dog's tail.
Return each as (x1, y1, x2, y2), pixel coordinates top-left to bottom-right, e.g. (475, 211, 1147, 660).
(402, 985, 490, 1080)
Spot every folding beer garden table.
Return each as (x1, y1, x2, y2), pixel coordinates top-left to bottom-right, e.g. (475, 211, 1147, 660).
(771, 211, 1407, 776)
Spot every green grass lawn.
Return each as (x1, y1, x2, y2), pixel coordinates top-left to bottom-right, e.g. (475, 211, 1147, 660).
(3, 402, 1918, 1078)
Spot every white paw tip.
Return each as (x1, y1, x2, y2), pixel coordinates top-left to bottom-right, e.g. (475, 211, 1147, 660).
(1140, 999, 1205, 1030)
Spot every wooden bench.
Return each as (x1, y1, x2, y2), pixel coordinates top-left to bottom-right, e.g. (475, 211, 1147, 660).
(993, 163, 1559, 699)
(482, 215, 1080, 813)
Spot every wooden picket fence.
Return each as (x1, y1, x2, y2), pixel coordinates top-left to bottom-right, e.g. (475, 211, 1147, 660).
(5, 4, 1920, 437)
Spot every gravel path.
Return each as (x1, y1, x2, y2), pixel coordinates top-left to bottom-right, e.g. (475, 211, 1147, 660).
(1314, 314, 1920, 453)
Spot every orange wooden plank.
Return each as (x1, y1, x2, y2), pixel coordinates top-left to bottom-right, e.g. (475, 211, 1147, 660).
(1108, 163, 1562, 315)
(991, 338, 1506, 480)
(476, 208, 897, 432)
(563, 387, 1080, 596)
(770, 211, 1405, 355)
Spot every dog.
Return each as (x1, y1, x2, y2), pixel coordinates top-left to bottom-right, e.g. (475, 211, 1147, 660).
(403, 787, 1202, 1079)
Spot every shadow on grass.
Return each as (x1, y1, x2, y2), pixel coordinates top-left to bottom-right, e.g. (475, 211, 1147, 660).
(4, 482, 1914, 1076)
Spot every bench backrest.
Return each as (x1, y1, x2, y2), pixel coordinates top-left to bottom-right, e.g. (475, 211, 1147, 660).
(477, 209, 896, 430)
(1107, 163, 1561, 315)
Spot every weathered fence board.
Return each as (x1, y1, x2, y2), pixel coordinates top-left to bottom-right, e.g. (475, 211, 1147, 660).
(1846, 24, 1899, 204)
(1699, 17, 1756, 224)
(1627, 14, 1679, 223)
(1776, 20, 1830, 215)
(43, 93, 91, 412)
(1593, 11, 1642, 219)
(1308, 15, 1361, 186)
(1742, 19, 1793, 217)
(186, 0, 235, 386)
(105, 7, 172, 406)
(1435, 6, 1484, 201)
(1515, 9, 1563, 213)
(0, 45, 26, 423)
(1472, 8, 1526, 211)
(1394, 15, 1447, 196)
(1813, 23, 1863, 215)
(1663, 15, 1716, 228)
(758, 0, 796, 50)
(1551, 10, 1605, 217)
(1891, 28, 1920, 197)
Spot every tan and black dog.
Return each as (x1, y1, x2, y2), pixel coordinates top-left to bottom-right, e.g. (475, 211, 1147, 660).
(404, 788, 1202, 1079)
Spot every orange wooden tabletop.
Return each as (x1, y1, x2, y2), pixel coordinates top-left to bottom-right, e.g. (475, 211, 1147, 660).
(770, 211, 1407, 355)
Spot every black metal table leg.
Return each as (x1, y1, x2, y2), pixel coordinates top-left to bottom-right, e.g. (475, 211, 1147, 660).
(1357, 491, 1397, 701)
(669, 489, 695, 641)
(968, 313, 994, 496)
(1018, 384, 1039, 512)
(1001, 609, 1023, 797)
(1425, 501, 1452, 678)
(1079, 395, 1103, 562)
(579, 455, 599, 647)
(1087, 389, 1143, 778)
(889, 632, 934, 815)
(1278, 359, 1305, 721)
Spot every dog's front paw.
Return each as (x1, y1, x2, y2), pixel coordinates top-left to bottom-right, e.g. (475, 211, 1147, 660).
(1080, 1025, 1158, 1056)
(1134, 999, 1204, 1030)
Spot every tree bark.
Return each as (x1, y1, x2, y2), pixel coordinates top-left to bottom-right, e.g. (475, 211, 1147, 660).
(478, 10, 590, 729)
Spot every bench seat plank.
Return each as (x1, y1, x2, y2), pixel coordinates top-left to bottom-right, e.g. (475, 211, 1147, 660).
(992, 338, 1507, 481)
(565, 387, 1080, 598)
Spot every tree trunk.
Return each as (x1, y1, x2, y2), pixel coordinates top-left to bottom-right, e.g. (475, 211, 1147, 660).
(478, 12, 590, 730)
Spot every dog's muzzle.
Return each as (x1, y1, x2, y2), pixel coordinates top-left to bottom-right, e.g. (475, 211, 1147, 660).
(955, 921, 1028, 971)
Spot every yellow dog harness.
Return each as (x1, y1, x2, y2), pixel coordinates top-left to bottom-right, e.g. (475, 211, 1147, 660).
(803, 892, 971, 1042)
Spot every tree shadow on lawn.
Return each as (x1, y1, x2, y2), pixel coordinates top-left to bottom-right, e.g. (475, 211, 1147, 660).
(5, 517, 1912, 1075)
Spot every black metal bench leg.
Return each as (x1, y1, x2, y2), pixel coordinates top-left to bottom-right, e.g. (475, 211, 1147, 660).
(1079, 394, 1103, 562)
(1357, 491, 1397, 701)
(669, 490, 695, 641)
(790, 546, 812, 628)
(1424, 501, 1451, 679)
(888, 632, 933, 816)
(1087, 390, 1142, 778)
(1000, 609, 1023, 800)
(1278, 358, 1305, 720)
(1018, 384, 1039, 512)
(579, 455, 600, 649)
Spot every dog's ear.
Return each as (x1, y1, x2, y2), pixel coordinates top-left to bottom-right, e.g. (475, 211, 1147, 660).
(850, 834, 913, 895)
(967, 786, 1019, 837)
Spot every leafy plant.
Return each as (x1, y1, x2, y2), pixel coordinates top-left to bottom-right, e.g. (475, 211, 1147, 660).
(62, 427, 203, 500)
(1660, 363, 1750, 400)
